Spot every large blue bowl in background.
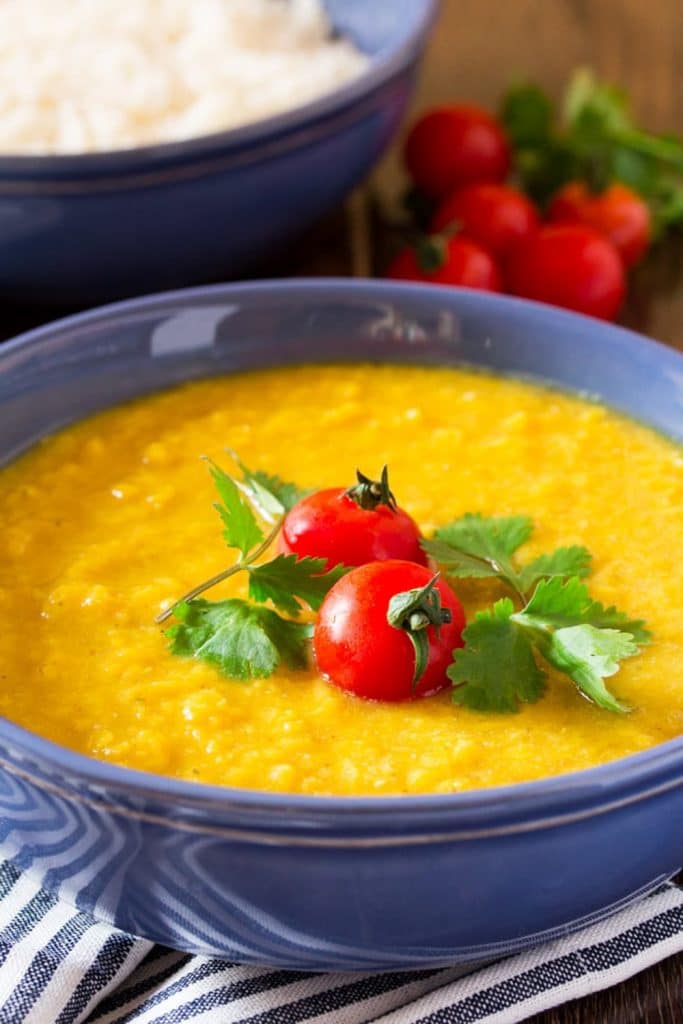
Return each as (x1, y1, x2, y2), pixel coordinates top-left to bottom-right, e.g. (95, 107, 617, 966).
(0, 0, 437, 307)
(0, 280, 681, 969)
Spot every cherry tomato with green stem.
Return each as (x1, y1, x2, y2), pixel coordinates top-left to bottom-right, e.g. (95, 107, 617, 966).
(386, 234, 501, 291)
(314, 560, 466, 702)
(547, 181, 651, 268)
(280, 467, 427, 571)
(505, 224, 626, 321)
(431, 183, 540, 260)
(404, 105, 511, 199)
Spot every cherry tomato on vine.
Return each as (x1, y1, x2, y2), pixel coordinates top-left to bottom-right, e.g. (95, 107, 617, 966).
(431, 183, 540, 260)
(386, 235, 501, 291)
(404, 105, 511, 199)
(280, 467, 427, 571)
(547, 181, 651, 268)
(505, 224, 626, 321)
(314, 560, 466, 702)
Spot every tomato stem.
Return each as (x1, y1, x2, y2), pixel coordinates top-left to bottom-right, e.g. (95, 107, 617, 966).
(415, 234, 448, 273)
(345, 465, 398, 512)
(387, 574, 452, 689)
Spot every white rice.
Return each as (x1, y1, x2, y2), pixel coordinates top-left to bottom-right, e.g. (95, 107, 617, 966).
(0, 0, 369, 154)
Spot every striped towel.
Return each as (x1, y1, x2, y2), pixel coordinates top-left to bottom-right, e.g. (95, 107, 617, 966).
(0, 861, 680, 1024)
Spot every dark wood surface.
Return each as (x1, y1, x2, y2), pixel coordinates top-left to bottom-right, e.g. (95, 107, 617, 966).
(0, 2, 681, 1020)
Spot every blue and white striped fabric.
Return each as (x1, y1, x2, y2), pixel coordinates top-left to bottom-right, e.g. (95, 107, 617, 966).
(0, 860, 680, 1024)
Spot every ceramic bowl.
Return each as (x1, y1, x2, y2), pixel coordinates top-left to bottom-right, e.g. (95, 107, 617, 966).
(0, 1, 437, 306)
(0, 280, 681, 968)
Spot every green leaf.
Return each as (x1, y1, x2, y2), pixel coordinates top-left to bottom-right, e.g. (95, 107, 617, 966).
(227, 451, 307, 519)
(421, 538, 504, 580)
(251, 471, 308, 513)
(425, 513, 532, 592)
(564, 68, 632, 138)
(166, 598, 311, 679)
(514, 139, 579, 205)
(611, 147, 655, 194)
(439, 513, 533, 557)
(207, 460, 263, 556)
(500, 68, 683, 230)
(510, 576, 649, 713)
(500, 83, 554, 146)
(536, 624, 636, 713)
(448, 598, 546, 712)
(247, 555, 347, 616)
(518, 546, 592, 593)
(514, 576, 651, 643)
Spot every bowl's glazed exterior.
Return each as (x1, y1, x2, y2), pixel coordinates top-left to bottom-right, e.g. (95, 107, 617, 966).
(0, 0, 436, 306)
(0, 280, 681, 969)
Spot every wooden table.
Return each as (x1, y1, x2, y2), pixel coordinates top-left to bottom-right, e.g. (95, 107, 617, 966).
(0, 2, 681, 1020)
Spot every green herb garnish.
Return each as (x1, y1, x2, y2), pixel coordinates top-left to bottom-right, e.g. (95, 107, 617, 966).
(425, 514, 650, 714)
(500, 68, 683, 233)
(159, 457, 344, 680)
(447, 598, 547, 712)
(423, 513, 591, 603)
(167, 599, 313, 680)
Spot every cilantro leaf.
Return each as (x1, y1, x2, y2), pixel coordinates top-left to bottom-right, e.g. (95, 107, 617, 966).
(227, 451, 307, 520)
(247, 555, 347, 616)
(535, 625, 636, 714)
(448, 598, 546, 712)
(167, 598, 311, 679)
(518, 546, 592, 592)
(436, 513, 533, 559)
(509, 576, 649, 712)
(500, 83, 554, 147)
(564, 69, 632, 138)
(421, 537, 505, 580)
(514, 576, 650, 642)
(424, 513, 532, 593)
(207, 460, 263, 556)
(251, 471, 307, 512)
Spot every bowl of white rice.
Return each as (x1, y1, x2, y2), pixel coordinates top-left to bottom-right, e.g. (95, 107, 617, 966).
(0, 0, 437, 304)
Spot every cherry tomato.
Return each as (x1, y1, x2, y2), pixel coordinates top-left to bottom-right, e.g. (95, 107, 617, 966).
(505, 225, 626, 321)
(314, 560, 466, 701)
(280, 468, 427, 571)
(548, 181, 651, 268)
(404, 105, 511, 199)
(431, 183, 540, 260)
(386, 235, 501, 291)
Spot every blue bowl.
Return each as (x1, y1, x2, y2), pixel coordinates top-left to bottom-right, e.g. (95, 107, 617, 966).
(0, 0, 436, 307)
(0, 280, 681, 969)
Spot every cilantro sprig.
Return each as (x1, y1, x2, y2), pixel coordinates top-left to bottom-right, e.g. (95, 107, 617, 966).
(425, 514, 650, 714)
(423, 513, 591, 603)
(501, 69, 683, 233)
(159, 457, 345, 680)
(158, 455, 651, 713)
(167, 600, 313, 680)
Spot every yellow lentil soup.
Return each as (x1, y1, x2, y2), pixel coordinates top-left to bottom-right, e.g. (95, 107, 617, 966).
(0, 364, 681, 795)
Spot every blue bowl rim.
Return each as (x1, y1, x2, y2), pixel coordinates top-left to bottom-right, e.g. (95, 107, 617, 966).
(1, 276, 682, 833)
(0, 0, 439, 177)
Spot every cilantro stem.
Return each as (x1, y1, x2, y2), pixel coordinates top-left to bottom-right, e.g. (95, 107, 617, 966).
(155, 518, 283, 624)
(483, 560, 527, 605)
(615, 129, 683, 171)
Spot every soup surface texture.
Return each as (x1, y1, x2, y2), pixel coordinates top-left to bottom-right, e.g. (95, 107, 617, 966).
(0, 364, 681, 795)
